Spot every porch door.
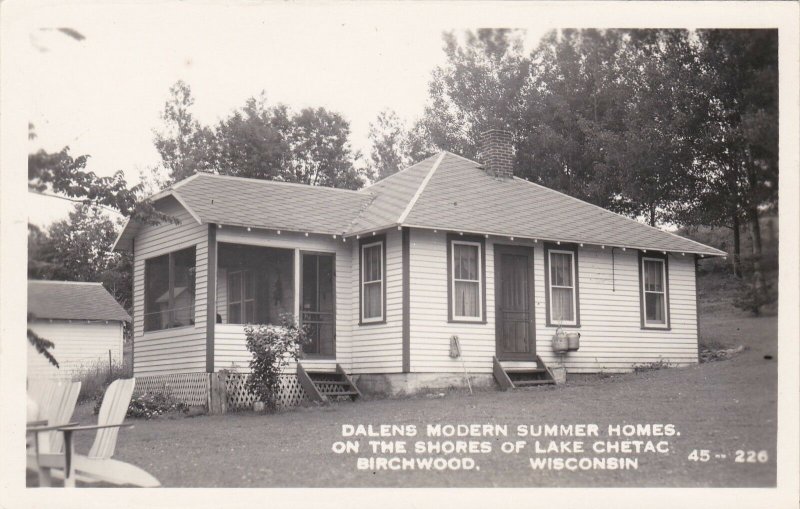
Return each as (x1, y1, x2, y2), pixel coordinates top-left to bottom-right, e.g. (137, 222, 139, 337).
(300, 253, 336, 357)
(494, 245, 536, 360)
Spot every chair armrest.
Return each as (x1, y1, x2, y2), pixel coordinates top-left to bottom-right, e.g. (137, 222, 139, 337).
(26, 420, 48, 427)
(58, 423, 134, 432)
(26, 422, 80, 434)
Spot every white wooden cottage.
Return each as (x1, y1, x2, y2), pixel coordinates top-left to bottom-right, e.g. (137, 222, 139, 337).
(113, 130, 725, 399)
(27, 280, 130, 380)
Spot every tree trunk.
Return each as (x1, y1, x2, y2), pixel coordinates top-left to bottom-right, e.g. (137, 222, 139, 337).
(649, 203, 656, 227)
(747, 204, 765, 316)
(732, 212, 742, 278)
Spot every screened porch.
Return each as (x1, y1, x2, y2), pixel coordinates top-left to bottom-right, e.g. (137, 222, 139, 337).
(214, 243, 336, 357)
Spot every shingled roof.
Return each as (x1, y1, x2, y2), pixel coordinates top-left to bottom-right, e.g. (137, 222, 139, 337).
(351, 152, 725, 256)
(174, 173, 371, 234)
(114, 152, 724, 256)
(28, 281, 131, 322)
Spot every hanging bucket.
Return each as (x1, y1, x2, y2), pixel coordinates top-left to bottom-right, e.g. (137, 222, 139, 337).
(567, 332, 581, 351)
(552, 327, 569, 353)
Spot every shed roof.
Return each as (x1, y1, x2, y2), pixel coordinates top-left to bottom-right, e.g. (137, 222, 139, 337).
(114, 151, 724, 256)
(28, 280, 131, 322)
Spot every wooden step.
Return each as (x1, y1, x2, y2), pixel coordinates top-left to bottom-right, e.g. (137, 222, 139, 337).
(505, 367, 544, 373)
(297, 363, 361, 404)
(513, 380, 556, 387)
(322, 390, 360, 396)
(493, 355, 558, 390)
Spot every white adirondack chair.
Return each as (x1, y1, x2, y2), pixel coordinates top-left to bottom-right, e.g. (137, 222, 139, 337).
(27, 379, 82, 456)
(28, 378, 160, 488)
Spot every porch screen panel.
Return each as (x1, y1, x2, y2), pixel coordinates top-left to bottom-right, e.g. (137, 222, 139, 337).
(143, 246, 196, 332)
(643, 259, 666, 324)
(318, 255, 335, 356)
(144, 254, 169, 332)
(453, 243, 480, 318)
(172, 248, 197, 327)
(302, 253, 335, 356)
(362, 242, 383, 321)
(217, 244, 294, 325)
(227, 270, 256, 324)
(549, 251, 575, 323)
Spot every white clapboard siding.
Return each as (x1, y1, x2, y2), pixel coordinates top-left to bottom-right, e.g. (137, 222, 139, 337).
(408, 230, 698, 374)
(350, 228, 404, 374)
(408, 229, 497, 373)
(212, 228, 352, 373)
(535, 244, 698, 373)
(28, 321, 124, 380)
(133, 197, 209, 376)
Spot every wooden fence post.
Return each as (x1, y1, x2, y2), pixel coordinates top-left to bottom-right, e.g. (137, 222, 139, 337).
(208, 372, 228, 415)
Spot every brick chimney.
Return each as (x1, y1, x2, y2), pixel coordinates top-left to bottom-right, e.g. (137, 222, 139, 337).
(477, 129, 514, 179)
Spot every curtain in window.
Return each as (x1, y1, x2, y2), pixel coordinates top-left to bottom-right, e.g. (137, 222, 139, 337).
(362, 243, 383, 320)
(550, 252, 574, 323)
(645, 293, 665, 322)
(643, 259, 666, 324)
(551, 287, 574, 322)
(363, 282, 382, 319)
(453, 244, 480, 318)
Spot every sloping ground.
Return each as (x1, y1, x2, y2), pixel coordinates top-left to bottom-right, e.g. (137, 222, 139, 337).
(52, 273, 776, 488)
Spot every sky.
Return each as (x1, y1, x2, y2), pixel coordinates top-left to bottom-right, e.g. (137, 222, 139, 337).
(23, 2, 549, 227)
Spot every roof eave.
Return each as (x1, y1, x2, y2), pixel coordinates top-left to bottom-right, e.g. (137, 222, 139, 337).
(396, 223, 726, 257)
(111, 217, 133, 252)
(112, 189, 204, 252)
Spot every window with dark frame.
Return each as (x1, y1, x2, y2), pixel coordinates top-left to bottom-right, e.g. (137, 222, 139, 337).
(544, 243, 579, 327)
(361, 240, 384, 323)
(144, 246, 196, 332)
(451, 241, 482, 320)
(641, 256, 669, 328)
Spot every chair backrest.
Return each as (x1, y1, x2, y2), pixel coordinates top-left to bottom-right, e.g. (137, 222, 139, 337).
(47, 381, 81, 453)
(28, 379, 58, 417)
(88, 378, 135, 460)
(28, 379, 81, 453)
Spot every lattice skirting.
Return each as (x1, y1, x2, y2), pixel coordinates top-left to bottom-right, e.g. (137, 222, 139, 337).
(133, 373, 210, 407)
(223, 372, 309, 410)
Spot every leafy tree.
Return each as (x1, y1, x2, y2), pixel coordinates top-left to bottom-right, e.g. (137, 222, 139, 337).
(27, 205, 133, 311)
(290, 107, 363, 188)
(153, 83, 367, 189)
(368, 109, 435, 180)
(419, 29, 531, 158)
(689, 30, 778, 310)
(28, 224, 57, 279)
(211, 96, 293, 181)
(599, 30, 703, 225)
(518, 29, 631, 211)
(28, 314, 59, 368)
(28, 143, 172, 226)
(152, 80, 216, 182)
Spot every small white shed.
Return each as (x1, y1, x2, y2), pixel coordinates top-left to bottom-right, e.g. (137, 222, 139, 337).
(27, 280, 131, 380)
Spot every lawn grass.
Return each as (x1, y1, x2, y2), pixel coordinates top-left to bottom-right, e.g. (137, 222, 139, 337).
(40, 271, 777, 488)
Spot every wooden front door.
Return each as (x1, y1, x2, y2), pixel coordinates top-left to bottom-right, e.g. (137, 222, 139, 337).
(494, 245, 536, 360)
